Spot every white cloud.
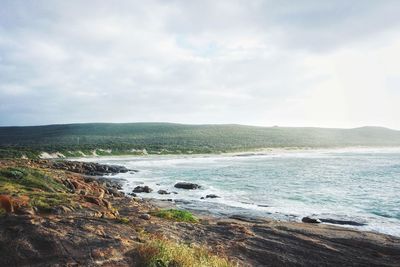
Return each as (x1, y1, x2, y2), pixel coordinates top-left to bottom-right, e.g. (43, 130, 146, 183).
(0, 0, 399, 128)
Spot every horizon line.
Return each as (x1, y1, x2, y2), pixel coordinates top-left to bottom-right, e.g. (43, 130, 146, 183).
(0, 121, 398, 131)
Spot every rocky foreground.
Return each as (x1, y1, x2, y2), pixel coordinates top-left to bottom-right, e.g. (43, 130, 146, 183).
(0, 159, 399, 267)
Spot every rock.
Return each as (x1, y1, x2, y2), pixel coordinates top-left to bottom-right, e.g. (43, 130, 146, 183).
(52, 205, 72, 214)
(50, 161, 132, 176)
(206, 194, 220, 198)
(319, 218, 366, 226)
(139, 213, 151, 220)
(174, 182, 200, 190)
(84, 196, 102, 206)
(101, 199, 112, 209)
(15, 206, 35, 216)
(302, 217, 321, 224)
(133, 186, 153, 193)
(157, 190, 170, 195)
(229, 215, 266, 224)
(200, 197, 205, 200)
(108, 188, 125, 197)
(128, 192, 137, 197)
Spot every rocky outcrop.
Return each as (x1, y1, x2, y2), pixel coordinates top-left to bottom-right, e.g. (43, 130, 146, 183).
(1, 159, 400, 267)
(174, 182, 200, 190)
(43, 160, 134, 176)
(133, 186, 153, 193)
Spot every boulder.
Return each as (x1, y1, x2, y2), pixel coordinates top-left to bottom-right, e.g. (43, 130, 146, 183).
(133, 186, 153, 193)
(139, 213, 151, 220)
(302, 217, 321, 224)
(108, 188, 125, 197)
(174, 182, 200, 190)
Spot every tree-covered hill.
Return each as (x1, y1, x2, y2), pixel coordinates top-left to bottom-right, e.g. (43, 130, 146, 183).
(1, 123, 400, 158)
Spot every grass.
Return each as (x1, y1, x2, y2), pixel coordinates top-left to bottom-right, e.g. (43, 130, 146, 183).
(118, 217, 130, 224)
(0, 167, 75, 212)
(134, 235, 234, 267)
(152, 209, 199, 223)
(0, 167, 67, 193)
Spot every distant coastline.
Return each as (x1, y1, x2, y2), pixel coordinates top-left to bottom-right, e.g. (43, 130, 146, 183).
(2, 123, 400, 159)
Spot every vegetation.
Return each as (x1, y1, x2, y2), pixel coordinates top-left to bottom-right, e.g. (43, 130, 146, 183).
(0, 167, 75, 212)
(118, 217, 130, 224)
(1, 123, 400, 158)
(134, 235, 234, 267)
(152, 209, 199, 223)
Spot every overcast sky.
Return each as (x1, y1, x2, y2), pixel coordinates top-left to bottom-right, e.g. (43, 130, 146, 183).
(1, 0, 400, 128)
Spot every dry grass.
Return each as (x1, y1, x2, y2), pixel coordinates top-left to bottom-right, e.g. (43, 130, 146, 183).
(133, 235, 236, 267)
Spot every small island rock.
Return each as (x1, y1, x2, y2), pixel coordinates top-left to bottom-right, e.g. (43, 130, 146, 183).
(174, 182, 200, 190)
(132, 186, 153, 193)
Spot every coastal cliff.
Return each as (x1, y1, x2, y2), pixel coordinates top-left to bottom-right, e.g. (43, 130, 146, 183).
(0, 159, 399, 266)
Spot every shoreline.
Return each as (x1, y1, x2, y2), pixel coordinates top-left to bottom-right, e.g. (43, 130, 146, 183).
(79, 152, 400, 238)
(0, 159, 399, 266)
(38, 145, 400, 161)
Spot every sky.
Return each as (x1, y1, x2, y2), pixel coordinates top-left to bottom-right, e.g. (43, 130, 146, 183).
(0, 0, 400, 129)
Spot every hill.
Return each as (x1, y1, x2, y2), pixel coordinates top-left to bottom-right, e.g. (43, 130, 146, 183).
(1, 123, 400, 158)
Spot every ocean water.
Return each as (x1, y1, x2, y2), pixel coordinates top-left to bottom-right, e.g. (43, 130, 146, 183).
(80, 148, 400, 237)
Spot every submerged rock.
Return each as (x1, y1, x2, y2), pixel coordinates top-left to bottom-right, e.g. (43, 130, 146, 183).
(133, 186, 153, 193)
(174, 182, 200, 190)
(302, 217, 321, 224)
(206, 194, 220, 199)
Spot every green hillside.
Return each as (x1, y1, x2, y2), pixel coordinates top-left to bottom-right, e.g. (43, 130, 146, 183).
(1, 123, 400, 158)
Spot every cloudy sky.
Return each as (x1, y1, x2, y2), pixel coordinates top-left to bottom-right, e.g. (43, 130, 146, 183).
(1, 0, 400, 128)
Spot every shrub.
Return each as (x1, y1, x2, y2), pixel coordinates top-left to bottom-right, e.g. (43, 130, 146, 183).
(152, 209, 198, 223)
(118, 217, 130, 224)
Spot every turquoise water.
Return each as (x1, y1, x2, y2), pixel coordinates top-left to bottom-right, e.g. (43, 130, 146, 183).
(83, 148, 400, 236)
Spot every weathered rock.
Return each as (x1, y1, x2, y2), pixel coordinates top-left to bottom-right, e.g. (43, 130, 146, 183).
(108, 188, 125, 197)
(15, 206, 35, 216)
(302, 216, 321, 224)
(84, 196, 102, 206)
(102, 199, 112, 209)
(157, 190, 170, 195)
(174, 182, 200, 190)
(206, 194, 220, 198)
(133, 186, 153, 193)
(52, 205, 73, 214)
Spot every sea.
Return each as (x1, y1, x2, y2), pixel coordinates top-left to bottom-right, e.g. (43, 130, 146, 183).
(78, 147, 400, 237)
